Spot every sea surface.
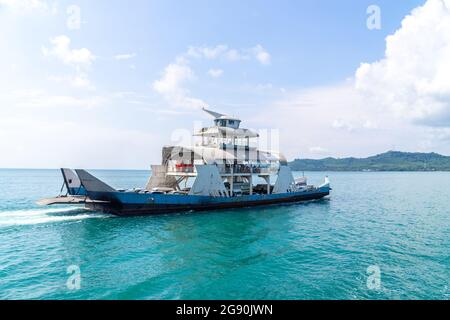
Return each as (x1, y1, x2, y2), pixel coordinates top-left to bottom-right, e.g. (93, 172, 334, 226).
(0, 169, 448, 300)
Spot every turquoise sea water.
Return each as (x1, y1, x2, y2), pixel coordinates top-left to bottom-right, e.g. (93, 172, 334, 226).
(0, 169, 448, 300)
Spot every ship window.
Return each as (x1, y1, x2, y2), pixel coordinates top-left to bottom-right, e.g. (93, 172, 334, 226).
(229, 120, 235, 125)
(219, 120, 226, 126)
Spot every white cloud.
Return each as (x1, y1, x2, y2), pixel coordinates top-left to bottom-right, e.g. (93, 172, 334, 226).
(152, 59, 208, 109)
(355, 0, 450, 127)
(0, 116, 162, 169)
(48, 73, 92, 88)
(251, 82, 427, 159)
(187, 45, 228, 59)
(70, 74, 91, 88)
(187, 44, 271, 65)
(331, 118, 377, 132)
(42, 35, 95, 68)
(425, 127, 450, 142)
(362, 119, 378, 129)
(254, 0, 450, 159)
(207, 68, 224, 78)
(42, 36, 96, 89)
(309, 146, 330, 156)
(6, 89, 106, 108)
(0, 0, 57, 14)
(251, 44, 271, 65)
(114, 53, 136, 60)
(153, 61, 193, 93)
(255, 83, 274, 91)
(152, 43, 271, 109)
(224, 49, 245, 62)
(332, 119, 354, 132)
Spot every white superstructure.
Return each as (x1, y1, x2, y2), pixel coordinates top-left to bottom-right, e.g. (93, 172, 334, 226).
(146, 108, 298, 197)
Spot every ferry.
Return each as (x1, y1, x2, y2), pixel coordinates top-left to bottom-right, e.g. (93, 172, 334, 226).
(38, 108, 331, 216)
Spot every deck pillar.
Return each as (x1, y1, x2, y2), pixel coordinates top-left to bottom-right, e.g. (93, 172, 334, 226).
(262, 175, 270, 195)
(230, 166, 234, 197)
(249, 166, 253, 195)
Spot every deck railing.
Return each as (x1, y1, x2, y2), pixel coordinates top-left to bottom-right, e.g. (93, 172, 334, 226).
(168, 164, 195, 174)
(167, 163, 272, 175)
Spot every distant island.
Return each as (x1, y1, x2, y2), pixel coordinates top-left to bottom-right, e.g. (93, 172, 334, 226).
(288, 151, 450, 172)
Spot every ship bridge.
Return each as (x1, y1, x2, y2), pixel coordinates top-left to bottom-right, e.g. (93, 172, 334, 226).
(195, 108, 259, 148)
(202, 108, 242, 129)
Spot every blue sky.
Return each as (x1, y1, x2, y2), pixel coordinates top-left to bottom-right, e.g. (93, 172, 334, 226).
(2, 0, 449, 169)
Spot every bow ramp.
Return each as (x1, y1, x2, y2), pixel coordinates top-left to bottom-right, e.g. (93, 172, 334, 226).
(37, 169, 114, 206)
(61, 168, 86, 196)
(74, 169, 116, 192)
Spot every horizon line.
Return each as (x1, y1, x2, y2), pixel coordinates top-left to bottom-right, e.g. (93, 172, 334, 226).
(1, 150, 450, 171)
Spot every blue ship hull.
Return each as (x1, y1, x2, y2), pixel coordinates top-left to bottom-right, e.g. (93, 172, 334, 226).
(85, 187, 331, 216)
(39, 169, 332, 216)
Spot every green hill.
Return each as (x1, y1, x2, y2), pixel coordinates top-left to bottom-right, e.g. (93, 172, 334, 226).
(289, 151, 450, 171)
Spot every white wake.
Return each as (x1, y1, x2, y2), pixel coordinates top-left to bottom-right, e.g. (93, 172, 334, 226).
(0, 207, 110, 226)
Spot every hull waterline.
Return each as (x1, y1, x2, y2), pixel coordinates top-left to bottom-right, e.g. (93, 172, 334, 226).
(85, 189, 331, 216)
